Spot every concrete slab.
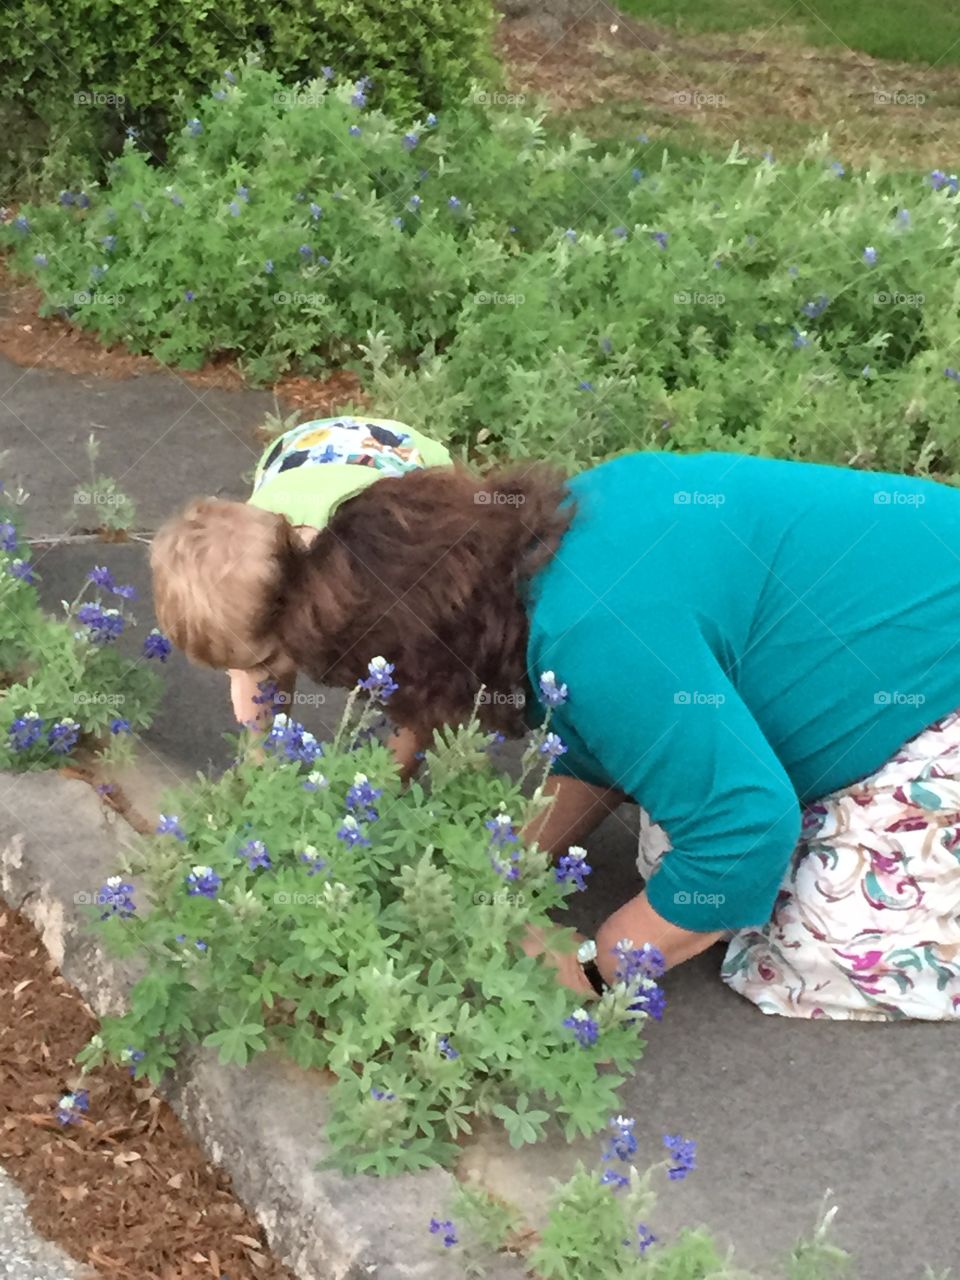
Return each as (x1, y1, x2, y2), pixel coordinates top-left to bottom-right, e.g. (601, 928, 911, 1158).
(0, 1166, 97, 1280)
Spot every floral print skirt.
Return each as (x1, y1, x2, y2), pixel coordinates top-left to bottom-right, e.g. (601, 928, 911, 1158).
(636, 709, 960, 1020)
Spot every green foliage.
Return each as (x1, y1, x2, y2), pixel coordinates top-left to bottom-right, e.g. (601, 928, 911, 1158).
(0, 494, 162, 771)
(81, 691, 655, 1174)
(7, 68, 960, 478)
(69, 434, 138, 533)
(0, 1, 496, 190)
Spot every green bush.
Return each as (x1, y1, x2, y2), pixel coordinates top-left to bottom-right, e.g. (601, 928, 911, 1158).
(0, 0, 496, 189)
(5, 67, 960, 478)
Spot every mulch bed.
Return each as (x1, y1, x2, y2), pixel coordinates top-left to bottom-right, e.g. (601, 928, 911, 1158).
(0, 261, 364, 418)
(0, 906, 297, 1280)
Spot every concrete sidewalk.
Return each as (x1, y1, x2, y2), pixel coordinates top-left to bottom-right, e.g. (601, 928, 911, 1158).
(0, 1168, 95, 1280)
(1, 350, 956, 1278)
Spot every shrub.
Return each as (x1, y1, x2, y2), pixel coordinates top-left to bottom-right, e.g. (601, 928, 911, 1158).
(0, 0, 496, 187)
(0, 492, 164, 771)
(5, 68, 960, 479)
(79, 669, 663, 1174)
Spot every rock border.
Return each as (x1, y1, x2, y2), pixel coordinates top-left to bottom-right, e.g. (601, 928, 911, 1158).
(0, 771, 524, 1280)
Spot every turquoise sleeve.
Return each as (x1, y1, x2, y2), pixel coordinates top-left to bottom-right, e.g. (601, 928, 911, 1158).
(549, 608, 801, 931)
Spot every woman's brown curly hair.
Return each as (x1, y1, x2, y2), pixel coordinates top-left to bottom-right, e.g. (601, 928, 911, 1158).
(273, 463, 573, 739)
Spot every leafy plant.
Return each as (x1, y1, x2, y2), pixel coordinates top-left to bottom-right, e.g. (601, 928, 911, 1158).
(0, 490, 164, 771)
(79, 669, 664, 1174)
(69, 433, 138, 533)
(6, 68, 960, 479)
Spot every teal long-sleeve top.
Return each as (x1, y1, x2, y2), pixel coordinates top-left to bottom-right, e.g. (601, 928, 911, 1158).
(524, 452, 960, 932)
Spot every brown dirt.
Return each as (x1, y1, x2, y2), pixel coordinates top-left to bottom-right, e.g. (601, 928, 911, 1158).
(0, 906, 297, 1280)
(497, 14, 960, 167)
(0, 261, 364, 418)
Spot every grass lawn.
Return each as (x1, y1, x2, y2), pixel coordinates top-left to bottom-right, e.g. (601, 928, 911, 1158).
(616, 0, 960, 68)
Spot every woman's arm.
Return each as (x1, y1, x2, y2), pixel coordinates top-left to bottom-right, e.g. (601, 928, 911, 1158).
(523, 774, 627, 854)
(595, 890, 724, 980)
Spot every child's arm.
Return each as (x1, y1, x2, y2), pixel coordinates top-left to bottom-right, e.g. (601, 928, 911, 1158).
(229, 663, 297, 730)
(387, 725, 425, 781)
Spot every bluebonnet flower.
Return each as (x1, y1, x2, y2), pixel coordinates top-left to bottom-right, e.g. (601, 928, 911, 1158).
(862, 245, 877, 265)
(578, 380, 594, 391)
(429, 1219, 457, 1248)
(33, 253, 48, 267)
(562, 1008, 599, 1048)
(318, 255, 330, 266)
(48, 718, 80, 755)
(212, 88, 226, 100)
(603, 1114, 637, 1162)
(426, 112, 438, 127)
(371, 1085, 395, 1101)
(403, 132, 419, 150)
(185, 865, 221, 898)
(408, 194, 422, 210)
(337, 815, 370, 847)
(346, 772, 383, 821)
(13, 215, 29, 233)
(59, 191, 75, 207)
(538, 670, 568, 707)
(76, 602, 124, 643)
(351, 88, 367, 108)
(299, 244, 313, 258)
(950, 175, 960, 196)
(829, 160, 845, 177)
(184, 290, 195, 302)
(636, 1225, 658, 1255)
(612, 225, 628, 239)
(303, 769, 328, 792)
(787, 264, 799, 277)
(448, 195, 461, 210)
(485, 813, 518, 848)
(55, 1090, 89, 1126)
(438, 1036, 459, 1060)
(613, 939, 667, 981)
(391, 216, 403, 229)
(110, 717, 131, 734)
(102, 235, 117, 252)
(228, 200, 241, 217)
(121, 1046, 145, 1076)
(791, 327, 810, 349)
(650, 230, 668, 249)
(264, 259, 274, 274)
(322, 65, 334, 80)
(762, 147, 774, 163)
(224, 70, 237, 84)
(9, 712, 43, 752)
(195, 939, 208, 952)
(556, 845, 591, 891)
(237, 186, 249, 202)
(87, 564, 117, 591)
(897, 208, 911, 228)
(358, 655, 399, 701)
(600, 1168, 629, 1190)
(265, 712, 322, 765)
(802, 294, 829, 319)
(564, 228, 577, 242)
(143, 628, 172, 661)
(631, 168, 643, 182)
(98, 874, 136, 918)
(240, 838, 271, 871)
(187, 117, 203, 136)
(169, 191, 184, 207)
(632, 984, 667, 1021)
(0, 521, 17, 552)
(9, 558, 37, 584)
(157, 813, 186, 840)
(930, 169, 948, 190)
(125, 126, 140, 139)
(540, 732, 567, 763)
(90, 264, 108, 283)
(663, 1133, 697, 1180)
(309, 202, 323, 220)
(862, 365, 874, 378)
(299, 844, 326, 875)
(947, 368, 960, 383)
(600, 336, 613, 354)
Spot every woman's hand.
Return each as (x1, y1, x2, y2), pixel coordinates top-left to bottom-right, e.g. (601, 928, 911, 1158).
(520, 925, 597, 999)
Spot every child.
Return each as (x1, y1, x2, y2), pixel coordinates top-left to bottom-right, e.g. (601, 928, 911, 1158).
(150, 415, 452, 765)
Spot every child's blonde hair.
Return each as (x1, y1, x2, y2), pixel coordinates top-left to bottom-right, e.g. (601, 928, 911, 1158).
(150, 498, 289, 669)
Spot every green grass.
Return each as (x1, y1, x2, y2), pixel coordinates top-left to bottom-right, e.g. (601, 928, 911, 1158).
(617, 0, 960, 67)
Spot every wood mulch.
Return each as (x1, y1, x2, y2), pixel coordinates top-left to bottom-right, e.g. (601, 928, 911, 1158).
(0, 906, 297, 1280)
